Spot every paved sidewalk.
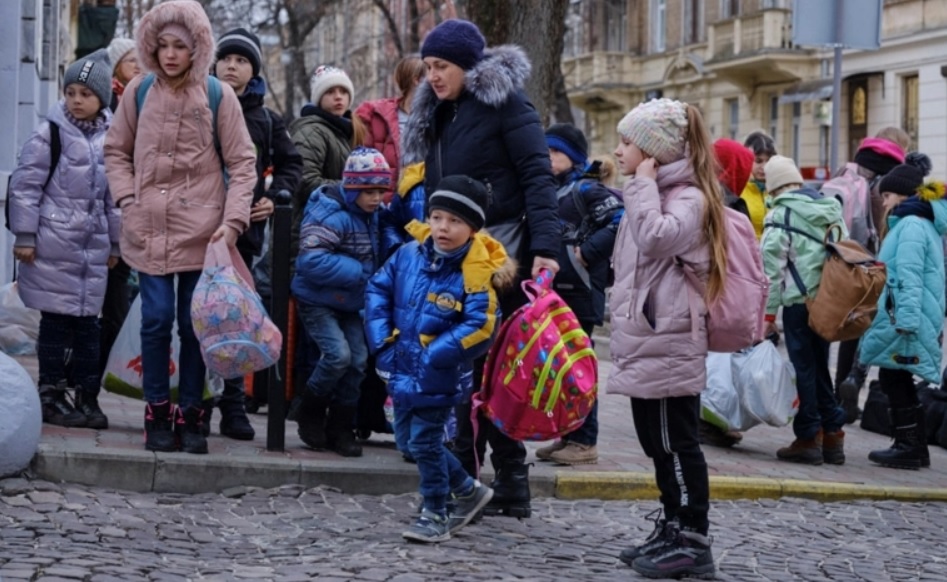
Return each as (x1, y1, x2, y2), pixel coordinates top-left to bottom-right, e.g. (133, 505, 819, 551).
(12, 336, 947, 502)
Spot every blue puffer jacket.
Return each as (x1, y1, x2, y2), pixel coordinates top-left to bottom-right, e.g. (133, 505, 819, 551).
(860, 189, 947, 383)
(364, 221, 513, 409)
(291, 184, 380, 312)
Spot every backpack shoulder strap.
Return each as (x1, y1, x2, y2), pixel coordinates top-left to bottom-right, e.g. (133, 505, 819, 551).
(135, 73, 157, 115)
(206, 76, 223, 159)
(43, 121, 61, 190)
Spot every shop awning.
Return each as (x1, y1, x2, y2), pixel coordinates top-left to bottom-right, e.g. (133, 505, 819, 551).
(778, 79, 834, 104)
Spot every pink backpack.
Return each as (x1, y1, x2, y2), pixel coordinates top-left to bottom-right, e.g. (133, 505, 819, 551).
(474, 270, 598, 441)
(191, 240, 282, 379)
(678, 207, 769, 352)
(821, 163, 876, 250)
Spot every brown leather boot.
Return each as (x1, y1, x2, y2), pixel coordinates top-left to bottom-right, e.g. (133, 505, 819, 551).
(777, 430, 823, 465)
(822, 430, 845, 465)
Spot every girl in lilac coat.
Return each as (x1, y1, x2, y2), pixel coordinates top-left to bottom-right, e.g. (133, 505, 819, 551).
(9, 49, 119, 430)
(608, 99, 727, 580)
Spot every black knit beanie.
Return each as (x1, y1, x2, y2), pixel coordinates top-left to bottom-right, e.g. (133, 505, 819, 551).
(428, 175, 489, 231)
(217, 28, 263, 77)
(879, 164, 924, 197)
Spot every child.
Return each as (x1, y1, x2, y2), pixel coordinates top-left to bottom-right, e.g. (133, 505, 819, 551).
(741, 130, 777, 239)
(9, 49, 119, 429)
(107, 37, 139, 111)
(759, 155, 847, 465)
(364, 175, 514, 543)
(534, 123, 621, 466)
(608, 98, 723, 579)
(104, 0, 257, 454)
(211, 27, 303, 441)
(291, 147, 390, 458)
(860, 160, 943, 470)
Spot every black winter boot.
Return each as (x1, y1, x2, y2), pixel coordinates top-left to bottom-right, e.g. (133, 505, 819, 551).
(39, 381, 87, 427)
(326, 406, 363, 457)
(868, 406, 929, 469)
(144, 401, 176, 452)
(74, 391, 108, 429)
(838, 361, 868, 425)
(483, 461, 531, 518)
(200, 399, 214, 437)
(175, 405, 209, 455)
(218, 384, 255, 441)
(296, 392, 329, 450)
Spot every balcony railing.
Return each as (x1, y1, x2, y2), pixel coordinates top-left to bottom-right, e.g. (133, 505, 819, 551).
(708, 9, 794, 61)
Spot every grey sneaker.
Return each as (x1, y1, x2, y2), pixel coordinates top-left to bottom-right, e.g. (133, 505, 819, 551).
(447, 481, 494, 534)
(402, 510, 450, 543)
(535, 439, 568, 461)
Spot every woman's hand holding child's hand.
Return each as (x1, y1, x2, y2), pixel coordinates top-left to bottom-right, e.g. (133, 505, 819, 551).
(13, 247, 35, 263)
(636, 157, 659, 181)
(210, 224, 240, 247)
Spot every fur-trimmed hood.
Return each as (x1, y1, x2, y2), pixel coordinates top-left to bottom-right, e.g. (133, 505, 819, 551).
(402, 45, 532, 165)
(136, 0, 215, 87)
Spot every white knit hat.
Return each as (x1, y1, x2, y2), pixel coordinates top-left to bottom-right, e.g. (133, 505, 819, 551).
(764, 155, 805, 193)
(107, 38, 136, 75)
(309, 65, 354, 105)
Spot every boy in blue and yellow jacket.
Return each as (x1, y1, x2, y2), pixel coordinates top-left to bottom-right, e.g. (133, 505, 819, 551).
(365, 175, 516, 543)
(291, 147, 389, 458)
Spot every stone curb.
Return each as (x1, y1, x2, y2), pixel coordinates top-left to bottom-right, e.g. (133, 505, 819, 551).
(556, 471, 947, 503)
(30, 445, 558, 498)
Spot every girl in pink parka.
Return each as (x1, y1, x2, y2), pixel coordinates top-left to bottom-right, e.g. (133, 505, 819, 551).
(104, 0, 256, 455)
(609, 99, 727, 580)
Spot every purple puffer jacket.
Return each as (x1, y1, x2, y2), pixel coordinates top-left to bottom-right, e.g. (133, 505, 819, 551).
(8, 101, 119, 317)
(607, 159, 710, 400)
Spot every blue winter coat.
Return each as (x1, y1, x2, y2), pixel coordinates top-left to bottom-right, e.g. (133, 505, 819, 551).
(9, 101, 118, 316)
(364, 221, 510, 409)
(291, 184, 380, 312)
(400, 45, 560, 265)
(860, 195, 947, 383)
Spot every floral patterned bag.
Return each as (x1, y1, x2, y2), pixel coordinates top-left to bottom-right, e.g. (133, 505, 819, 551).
(191, 240, 282, 379)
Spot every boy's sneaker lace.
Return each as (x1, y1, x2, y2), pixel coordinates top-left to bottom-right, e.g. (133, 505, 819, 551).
(402, 509, 450, 543)
(619, 510, 677, 566)
(447, 481, 493, 534)
(631, 528, 716, 580)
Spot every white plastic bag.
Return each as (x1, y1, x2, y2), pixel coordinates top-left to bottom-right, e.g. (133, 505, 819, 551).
(0, 282, 41, 355)
(732, 341, 798, 428)
(700, 352, 743, 431)
(102, 293, 223, 401)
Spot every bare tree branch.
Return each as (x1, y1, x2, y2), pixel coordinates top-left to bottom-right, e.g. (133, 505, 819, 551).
(371, 0, 404, 58)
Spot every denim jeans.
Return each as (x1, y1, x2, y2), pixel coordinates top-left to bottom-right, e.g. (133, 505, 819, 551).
(296, 302, 367, 408)
(38, 312, 100, 393)
(562, 320, 598, 446)
(782, 303, 845, 439)
(139, 271, 204, 409)
(395, 405, 474, 515)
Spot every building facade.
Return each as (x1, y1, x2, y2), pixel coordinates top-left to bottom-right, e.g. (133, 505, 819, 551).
(0, 0, 68, 284)
(563, 0, 947, 180)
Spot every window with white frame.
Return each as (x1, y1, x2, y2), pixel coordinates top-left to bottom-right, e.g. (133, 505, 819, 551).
(726, 98, 739, 139)
(652, 0, 667, 52)
(902, 74, 919, 151)
(683, 0, 704, 45)
(720, 0, 740, 19)
(605, 0, 628, 51)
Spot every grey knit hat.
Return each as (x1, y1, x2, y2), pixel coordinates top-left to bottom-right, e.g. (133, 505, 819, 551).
(63, 49, 112, 110)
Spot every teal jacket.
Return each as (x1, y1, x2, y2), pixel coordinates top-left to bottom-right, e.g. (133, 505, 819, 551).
(860, 193, 947, 383)
(760, 186, 846, 314)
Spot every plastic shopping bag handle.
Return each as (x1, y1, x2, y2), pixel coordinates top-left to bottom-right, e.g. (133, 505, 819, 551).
(205, 238, 257, 292)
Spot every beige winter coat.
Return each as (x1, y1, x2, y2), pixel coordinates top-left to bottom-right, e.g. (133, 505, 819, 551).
(104, 0, 256, 275)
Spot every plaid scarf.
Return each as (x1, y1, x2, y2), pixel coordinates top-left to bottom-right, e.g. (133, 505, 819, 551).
(62, 102, 108, 135)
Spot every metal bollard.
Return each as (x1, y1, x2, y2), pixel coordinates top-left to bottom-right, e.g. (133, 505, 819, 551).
(266, 189, 292, 451)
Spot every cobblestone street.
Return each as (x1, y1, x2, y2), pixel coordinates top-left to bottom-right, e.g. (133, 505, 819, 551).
(2, 478, 946, 582)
